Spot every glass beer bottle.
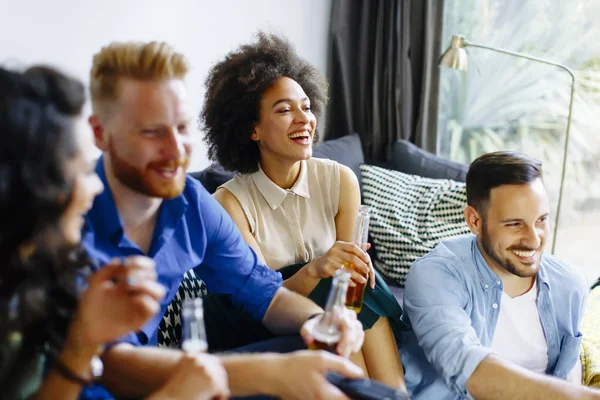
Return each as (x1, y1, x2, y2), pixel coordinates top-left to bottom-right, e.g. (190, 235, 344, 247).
(181, 297, 208, 353)
(308, 269, 351, 354)
(345, 205, 370, 313)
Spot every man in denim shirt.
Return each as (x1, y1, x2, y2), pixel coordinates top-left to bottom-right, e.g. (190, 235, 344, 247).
(400, 151, 598, 399)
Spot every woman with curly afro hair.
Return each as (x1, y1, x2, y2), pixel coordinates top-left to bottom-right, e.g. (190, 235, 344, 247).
(201, 32, 406, 390)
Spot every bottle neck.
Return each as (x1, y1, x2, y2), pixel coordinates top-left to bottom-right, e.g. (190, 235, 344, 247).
(323, 273, 349, 313)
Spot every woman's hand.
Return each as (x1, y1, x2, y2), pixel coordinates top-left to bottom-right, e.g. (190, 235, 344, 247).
(67, 256, 166, 350)
(306, 241, 375, 289)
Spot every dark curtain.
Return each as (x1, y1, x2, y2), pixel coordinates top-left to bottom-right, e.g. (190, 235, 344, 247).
(325, 0, 445, 161)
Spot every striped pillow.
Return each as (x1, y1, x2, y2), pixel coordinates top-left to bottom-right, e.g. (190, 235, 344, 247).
(361, 164, 470, 286)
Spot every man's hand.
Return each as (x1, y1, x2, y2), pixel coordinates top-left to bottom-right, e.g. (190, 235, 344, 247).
(300, 308, 364, 358)
(269, 351, 364, 400)
(147, 353, 230, 400)
(69, 256, 166, 348)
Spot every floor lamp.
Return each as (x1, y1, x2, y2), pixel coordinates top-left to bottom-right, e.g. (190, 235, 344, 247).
(439, 34, 575, 254)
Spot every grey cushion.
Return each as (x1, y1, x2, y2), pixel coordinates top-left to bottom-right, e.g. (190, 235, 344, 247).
(190, 164, 233, 195)
(361, 164, 471, 287)
(387, 140, 468, 182)
(313, 133, 365, 186)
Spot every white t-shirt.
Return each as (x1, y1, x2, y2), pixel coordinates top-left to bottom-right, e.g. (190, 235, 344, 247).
(490, 281, 582, 383)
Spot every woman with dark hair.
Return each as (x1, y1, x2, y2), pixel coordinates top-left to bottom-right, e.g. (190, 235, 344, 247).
(202, 32, 406, 390)
(0, 66, 227, 400)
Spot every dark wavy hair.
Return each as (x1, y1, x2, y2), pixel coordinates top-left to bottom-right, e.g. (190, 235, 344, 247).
(200, 32, 329, 173)
(0, 66, 92, 349)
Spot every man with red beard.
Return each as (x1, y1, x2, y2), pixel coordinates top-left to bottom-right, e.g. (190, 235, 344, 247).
(81, 41, 365, 400)
(399, 151, 596, 400)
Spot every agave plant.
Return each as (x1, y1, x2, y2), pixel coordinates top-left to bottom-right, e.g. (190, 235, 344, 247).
(439, 0, 600, 210)
(437, 0, 600, 278)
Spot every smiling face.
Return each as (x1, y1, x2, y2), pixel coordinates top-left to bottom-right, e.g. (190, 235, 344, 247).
(251, 77, 317, 166)
(467, 178, 550, 278)
(96, 78, 193, 199)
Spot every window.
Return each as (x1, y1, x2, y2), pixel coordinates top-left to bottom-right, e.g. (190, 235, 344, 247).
(437, 0, 600, 283)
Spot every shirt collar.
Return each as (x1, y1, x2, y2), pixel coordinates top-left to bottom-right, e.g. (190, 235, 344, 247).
(251, 160, 310, 210)
(85, 156, 123, 241)
(471, 235, 551, 292)
(84, 156, 189, 253)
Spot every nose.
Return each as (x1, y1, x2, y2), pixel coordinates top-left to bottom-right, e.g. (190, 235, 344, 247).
(522, 225, 542, 249)
(293, 108, 310, 125)
(162, 127, 192, 160)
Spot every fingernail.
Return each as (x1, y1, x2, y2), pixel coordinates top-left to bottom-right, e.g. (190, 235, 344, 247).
(125, 276, 136, 286)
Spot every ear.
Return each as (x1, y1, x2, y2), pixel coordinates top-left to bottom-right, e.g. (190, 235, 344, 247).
(464, 205, 483, 235)
(250, 128, 259, 142)
(89, 115, 108, 151)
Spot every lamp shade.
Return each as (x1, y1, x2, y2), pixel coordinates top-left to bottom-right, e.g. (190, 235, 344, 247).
(439, 35, 468, 71)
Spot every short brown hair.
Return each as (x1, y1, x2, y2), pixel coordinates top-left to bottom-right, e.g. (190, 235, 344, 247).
(466, 151, 543, 212)
(90, 41, 189, 116)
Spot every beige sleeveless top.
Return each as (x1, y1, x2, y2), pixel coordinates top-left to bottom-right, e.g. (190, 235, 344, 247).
(220, 157, 340, 270)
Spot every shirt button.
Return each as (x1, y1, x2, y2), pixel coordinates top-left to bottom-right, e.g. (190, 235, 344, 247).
(496, 280, 501, 285)
(296, 241, 300, 245)
(492, 303, 498, 309)
(484, 284, 489, 289)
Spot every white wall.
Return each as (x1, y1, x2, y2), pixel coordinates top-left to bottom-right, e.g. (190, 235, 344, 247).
(0, 0, 332, 171)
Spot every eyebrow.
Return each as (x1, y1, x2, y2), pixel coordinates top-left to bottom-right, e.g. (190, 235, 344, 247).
(271, 97, 309, 108)
(500, 213, 549, 223)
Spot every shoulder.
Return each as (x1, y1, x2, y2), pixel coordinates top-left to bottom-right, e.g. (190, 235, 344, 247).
(213, 185, 244, 212)
(407, 236, 475, 285)
(183, 175, 211, 206)
(309, 157, 357, 189)
(541, 254, 588, 296)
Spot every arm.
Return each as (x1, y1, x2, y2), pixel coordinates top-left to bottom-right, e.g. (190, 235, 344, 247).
(467, 355, 600, 400)
(101, 343, 364, 399)
(405, 258, 600, 400)
(212, 189, 322, 333)
(207, 184, 364, 354)
(33, 258, 164, 399)
(333, 164, 362, 243)
(213, 188, 323, 296)
(31, 333, 100, 400)
(285, 165, 375, 292)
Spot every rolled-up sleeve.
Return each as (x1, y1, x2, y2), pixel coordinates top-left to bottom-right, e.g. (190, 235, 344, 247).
(404, 256, 492, 398)
(194, 191, 283, 321)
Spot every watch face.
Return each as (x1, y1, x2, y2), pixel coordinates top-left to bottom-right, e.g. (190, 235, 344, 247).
(91, 355, 104, 379)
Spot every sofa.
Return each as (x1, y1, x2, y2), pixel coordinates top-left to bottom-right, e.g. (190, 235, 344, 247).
(157, 133, 600, 386)
(157, 133, 471, 346)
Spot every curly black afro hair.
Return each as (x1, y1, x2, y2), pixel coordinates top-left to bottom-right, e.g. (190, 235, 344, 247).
(200, 32, 328, 174)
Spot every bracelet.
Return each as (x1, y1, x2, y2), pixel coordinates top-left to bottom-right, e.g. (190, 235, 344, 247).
(53, 355, 103, 386)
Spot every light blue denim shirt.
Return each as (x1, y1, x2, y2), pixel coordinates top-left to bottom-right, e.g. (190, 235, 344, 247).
(399, 235, 588, 400)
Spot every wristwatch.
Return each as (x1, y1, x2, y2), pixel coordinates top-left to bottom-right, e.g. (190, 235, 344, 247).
(54, 355, 103, 386)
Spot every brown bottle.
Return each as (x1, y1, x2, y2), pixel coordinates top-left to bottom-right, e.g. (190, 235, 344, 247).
(308, 269, 351, 354)
(345, 205, 370, 313)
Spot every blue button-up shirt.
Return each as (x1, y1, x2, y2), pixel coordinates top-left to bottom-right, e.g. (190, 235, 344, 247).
(399, 235, 587, 400)
(82, 157, 283, 346)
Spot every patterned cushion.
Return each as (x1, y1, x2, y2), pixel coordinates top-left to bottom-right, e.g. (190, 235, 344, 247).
(581, 286, 600, 387)
(157, 270, 208, 348)
(361, 164, 471, 286)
